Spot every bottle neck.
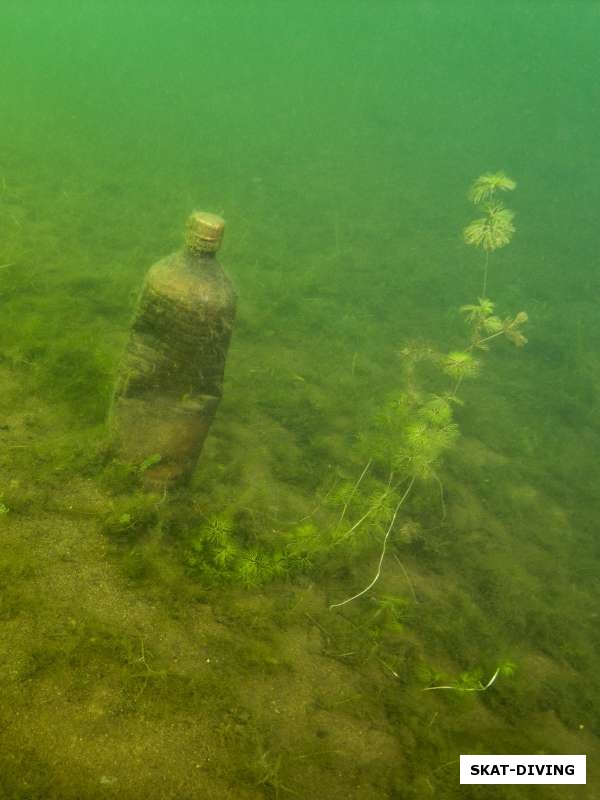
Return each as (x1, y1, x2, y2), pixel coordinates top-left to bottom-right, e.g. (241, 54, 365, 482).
(185, 247, 217, 267)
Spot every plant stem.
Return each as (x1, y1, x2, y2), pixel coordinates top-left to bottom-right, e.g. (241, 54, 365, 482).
(335, 500, 378, 544)
(472, 329, 505, 349)
(430, 469, 446, 520)
(336, 459, 371, 529)
(482, 250, 489, 297)
(330, 476, 416, 609)
(423, 666, 501, 692)
(393, 553, 418, 603)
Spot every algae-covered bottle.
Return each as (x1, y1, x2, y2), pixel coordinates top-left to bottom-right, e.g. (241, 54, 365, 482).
(110, 211, 236, 486)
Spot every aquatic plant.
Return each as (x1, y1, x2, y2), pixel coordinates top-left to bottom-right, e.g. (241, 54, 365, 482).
(330, 172, 528, 610)
(468, 171, 516, 204)
(101, 492, 161, 538)
(423, 660, 516, 692)
(180, 507, 297, 588)
(461, 301, 528, 351)
(442, 350, 480, 394)
(464, 171, 516, 295)
(284, 520, 324, 571)
(230, 548, 290, 587)
(213, 540, 240, 568)
(329, 394, 457, 609)
(464, 202, 515, 253)
(201, 513, 234, 546)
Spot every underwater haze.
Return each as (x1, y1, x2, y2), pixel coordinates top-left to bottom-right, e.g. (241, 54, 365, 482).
(1, 1, 599, 798)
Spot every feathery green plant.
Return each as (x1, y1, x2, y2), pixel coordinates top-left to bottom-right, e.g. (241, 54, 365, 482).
(461, 299, 528, 351)
(442, 351, 480, 394)
(330, 171, 529, 610)
(464, 170, 516, 296)
(468, 171, 516, 204)
(464, 202, 515, 253)
(177, 173, 529, 604)
(202, 514, 234, 546)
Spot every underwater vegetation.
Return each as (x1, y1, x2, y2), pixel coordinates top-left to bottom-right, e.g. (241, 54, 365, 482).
(326, 172, 527, 609)
(424, 660, 516, 693)
(3, 154, 599, 798)
(96, 173, 529, 626)
(84, 177, 542, 760)
(95, 174, 529, 629)
(1, 0, 600, 789)
(463, 169, 516, 296)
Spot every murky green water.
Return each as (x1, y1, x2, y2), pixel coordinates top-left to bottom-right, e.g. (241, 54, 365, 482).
(1, 2, 599, 798)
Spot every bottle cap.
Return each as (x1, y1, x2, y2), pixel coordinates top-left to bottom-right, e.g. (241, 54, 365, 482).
(185, 211, 225, 254)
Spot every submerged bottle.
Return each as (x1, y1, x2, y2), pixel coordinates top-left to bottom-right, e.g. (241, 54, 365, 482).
(110, 211, 236, 486)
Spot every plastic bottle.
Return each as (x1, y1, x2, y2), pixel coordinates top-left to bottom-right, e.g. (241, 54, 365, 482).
(110, 211, 236, 486)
